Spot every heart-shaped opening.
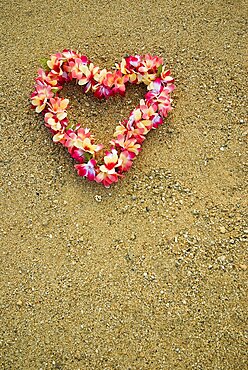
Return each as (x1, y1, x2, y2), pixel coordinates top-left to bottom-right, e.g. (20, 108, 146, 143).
(31, 50, 175, 187)
(60, 82, 148, 149)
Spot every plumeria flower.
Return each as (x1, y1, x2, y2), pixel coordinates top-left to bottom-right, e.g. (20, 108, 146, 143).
(138, 55, 164, 85)
(53, 131, 66, 144)
(160, 67, 175, 84)
(47, 55, 63, 76)
(128, 108, 142, 126)
(68, 147, 86, 163)
(113, 70, 129, 96)
(75, 159, 96, 180)
(53, 52, 64, 61)
(128, 72, 143, 84)
(93, 69, 115, 98)
(147, 78, 163, 93)
(75, 137, 103, 154)
(69, 57, 88, 80)
(132, 119, 153, 137)
(95, 149, 122, 187)
(64, 128, 103, 155)
(95, 171, 119, 187)
(31, 82, 54, 113)
(151, 114, 163, 128)
(93, 84, 113, 99)
(146, 81, 173, 99)
(121, 120, 153, 144)
(63, 55, 88, 77)
(99, 149, 122, 174)
(120, 55, 142, 74)
(36, 68, 59, 87)
(138, 54, 163, 73)
(62, 49, 80, 60)
(47, 97, 69, 121)
(119, 150, 134, 172)
(141, 72, 158, 86)
(44, 113, 63, 131)
(119, 56, 143, 84)
(113, 121, 128, 137)
(113, 135, 141, 156)
(148, 89, 173, 117)
(77, 63, 99, 92)
(140, 99, 157, 119)
(63, 128, 91, 148)
(94, 69, 114, 85)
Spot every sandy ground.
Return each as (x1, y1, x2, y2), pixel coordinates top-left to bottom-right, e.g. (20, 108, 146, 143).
(0, 0, 247, 369)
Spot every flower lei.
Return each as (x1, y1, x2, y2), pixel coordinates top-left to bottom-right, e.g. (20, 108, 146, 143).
(31, 50, 175, 187)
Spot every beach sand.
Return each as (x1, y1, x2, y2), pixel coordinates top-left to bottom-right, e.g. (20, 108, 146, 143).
(0, 0, 247, 369)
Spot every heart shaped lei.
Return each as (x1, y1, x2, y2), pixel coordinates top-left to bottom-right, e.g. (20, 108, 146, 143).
(31, 50, 175, 187)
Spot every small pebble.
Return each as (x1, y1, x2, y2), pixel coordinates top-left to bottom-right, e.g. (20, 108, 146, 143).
(94, 195, 102, 202)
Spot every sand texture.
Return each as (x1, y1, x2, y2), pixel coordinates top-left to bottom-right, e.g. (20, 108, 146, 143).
(0, 0, 247, 369)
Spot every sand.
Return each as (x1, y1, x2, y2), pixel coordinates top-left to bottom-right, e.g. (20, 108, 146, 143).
(0, 0, 247, 369)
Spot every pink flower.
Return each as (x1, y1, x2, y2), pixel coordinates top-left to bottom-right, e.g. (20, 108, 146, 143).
(113, 135, 141, 156)
(138, 56, 164, 85)
(145, 78, 168, 105)
(47, 97, 69, 120)
(160, 68, 175, 84)
(63, 128, 89, 148)
(44, 113, 63, 131)
(115, 119, 152, 144)
(151, 114, 163, 128)
(95, 150, 122, 187)
(47, 55, 63, 76)
(152, 89, 172, 117)
(69, 57, 88, 80)
(99, 149, 122, 173)
(140, 99, 156, 119)
(120, 55, 141, 74)
(136, 119, 153, 134)
(119, 56, 143, 84)
(69, 147, 86, 163)
(75, 159, 96, 181)
(129, 119, 153, 141)
(57, 128, 98, 162)
(138, 54, 163, 73)
(78, 63, 99, 92)
(93, 69, 115, 99)
(94, 85, 112, 99)
(114, 122, 128, 137)
(53, 131, 66, 144)
(128, 108, 142, 125)
(36, 68, 59, 87)
(147, 78, 163, 93)
(62, 49, 80, 60)
(113, 70, 129, 96)
(95, 171, 119, 187)
(119, 150, 133, 172)
(145, 85, 173, 117)
(63, 128, 103, 155)
(76, 127, 92, 140)
(31, 82, 54, 113)
(77, 137, 103, 154)
(148, 72, 175, 93)
(141, 72, 157, 86)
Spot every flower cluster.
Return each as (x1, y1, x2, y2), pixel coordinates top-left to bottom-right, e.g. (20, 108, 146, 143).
(31, 50, 175, 187)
